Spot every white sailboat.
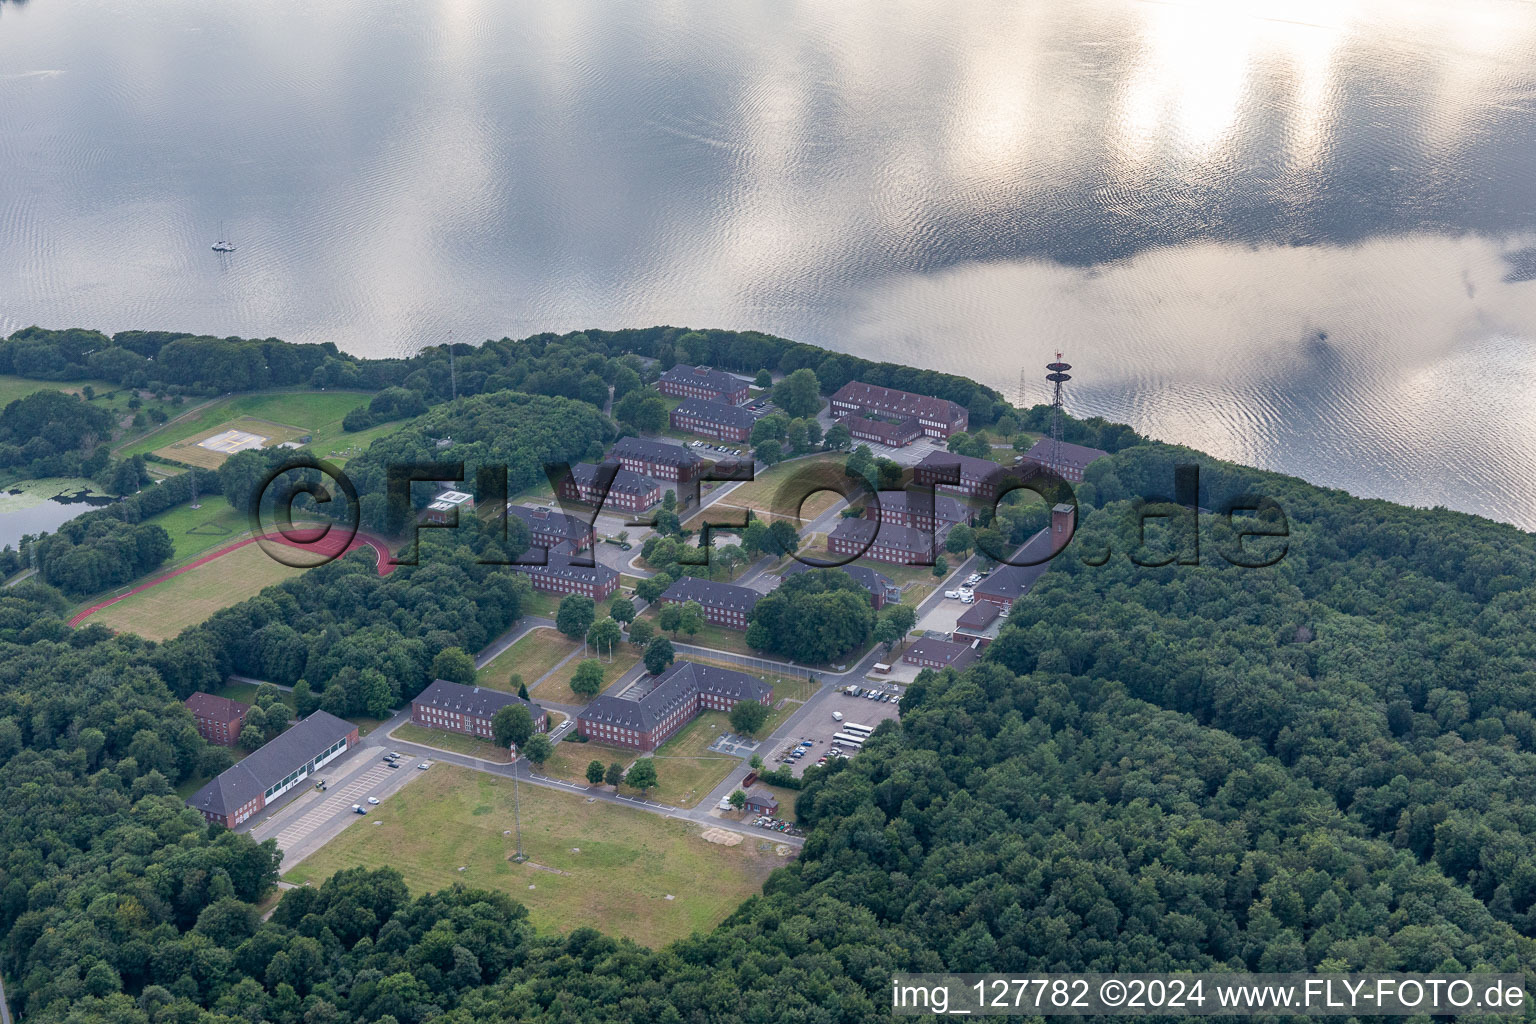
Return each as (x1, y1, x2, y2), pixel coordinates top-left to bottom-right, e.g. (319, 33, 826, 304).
(211, 221, 236, 253)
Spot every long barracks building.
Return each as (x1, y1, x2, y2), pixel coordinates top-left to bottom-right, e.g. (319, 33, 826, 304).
(187, 711, 358, 828)
(655, 365, 750, 406)
(411, 679, 549, 740)
(513, 540, 619, 600)
(611, 436, 706, 483)
(559, 463, 663, 514)
(506, 503, 593, 551)
(830, 381, 968, 440)
(657, 575, 763, 628)
(577, 660, 771, 751)
(669, 397, 756, 442)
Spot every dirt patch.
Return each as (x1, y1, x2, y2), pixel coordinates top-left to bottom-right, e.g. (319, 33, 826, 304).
(700, 827, 744, 847)
(520, 861, 572, 875)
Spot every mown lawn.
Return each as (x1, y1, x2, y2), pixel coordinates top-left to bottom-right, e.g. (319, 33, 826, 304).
(539, 737, 636, 786)
(391, 722, 512, 763)
(85, 543, 303, 640)
(535, 648, 640, 706)
(647, 712, 741, 808)
(635, 608, 758, 658)
(116, 390, 373, 459)
(283, 764, 787, 947)
(703, 454, 850, 522)
(141, 494, 250, 561)
(479, 629, 580, 693)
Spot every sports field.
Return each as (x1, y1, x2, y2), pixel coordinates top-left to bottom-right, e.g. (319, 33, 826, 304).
(86, 543, 304, 640)
(283, 764, 788, 946)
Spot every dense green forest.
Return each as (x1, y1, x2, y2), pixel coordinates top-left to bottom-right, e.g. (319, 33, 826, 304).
(3, 327, 1536, 1023)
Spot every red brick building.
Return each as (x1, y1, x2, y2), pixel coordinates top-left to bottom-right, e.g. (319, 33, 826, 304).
(611, 436, 705, 483)
(780, 562, 899, 610)
(842, 413, 923, 448)
(867, 490, 970, 535)
(914, 451, 1036, 500)
(411, 679, 548, 740)
(903, 636, 981, 671)
(185, 692, 250, 747)
(827, 517, 935, 565)
(577, 660, 771, 751)
(657, 576, 762, 628)
(506, 503, 593, 551)
(559, 462, 663, 514)
(655, 365, 750, 405)
(830, 381, 968, 439)
(187, 711, 358, 828)
(513, 541, 619, 600)
(669, 397, 755, 442)
(1019, 438, 1108, 482)
(951, 600, 1002, 647)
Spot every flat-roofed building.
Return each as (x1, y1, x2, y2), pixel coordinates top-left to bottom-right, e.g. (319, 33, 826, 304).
(578, 660, 771, 751)
(185, 691, 250, 747)
(655, 365, 750, 406)
(187, 711, 359, 828)
(830, 381, 968, 439)
(1019, 439, 1108, 482)
(657, 576, 763, 628)
(411, 679, 548, 740)
(558, 462, 664, 514)
(425, 489, 475, 525)
(669, 397, 756, 442)
(612, 436, 706, 483)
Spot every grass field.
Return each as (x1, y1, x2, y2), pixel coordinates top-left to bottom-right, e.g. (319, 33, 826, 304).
(284, 764, 787, 946)
(213, 680, 296, 710)
(704, 455, 850, 522)
(683, 656, 812, 734)
(152, 416, 314, 469)
(479, 629, 580, 693)
(87, 543, 304, 640)
(391, 722, 512, 763)
(118, 391, 373, 460)
(534, 647, 640, 706)
(647, 712, 742, 807)
(141, 494, 250, 560)
(540, 737, 636, 785)
(635, 608, 760, 658)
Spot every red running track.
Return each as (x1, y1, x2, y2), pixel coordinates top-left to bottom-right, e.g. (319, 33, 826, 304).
(68, 528, 396, 628)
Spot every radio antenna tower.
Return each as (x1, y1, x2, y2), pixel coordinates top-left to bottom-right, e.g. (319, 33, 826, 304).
(1046, 353, 1072, 457)
(189, 470, 201, 510)
(448, 332, 457, 402)
(1015, 366, 1029, 411)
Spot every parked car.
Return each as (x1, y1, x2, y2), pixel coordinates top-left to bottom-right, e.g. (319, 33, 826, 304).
(417, 762, 430, 770)
(832, 711, 844, 721)
(366, 797, 380, 805)
(960, 594, 974, 604)
(944, 589, 960, 599)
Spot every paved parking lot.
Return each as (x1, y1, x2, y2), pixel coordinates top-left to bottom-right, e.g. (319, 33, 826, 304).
(769, 684, 903, 776)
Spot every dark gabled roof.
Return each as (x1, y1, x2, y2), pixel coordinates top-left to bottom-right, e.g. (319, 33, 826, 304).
(567, 462, 662, 496)
(658, 364, 748, 395)
(514, 541, 618, 585)
(904, 636, 980, 667)
(506, 503, 591, 542)
(869, 489, 970, 524)
(659, 576, 763, 614)
(579, 660, 770, 733)
(743, 786, 779, 810)
(672, 397, 756, 429)
(830, 381, 965, 424)
(188, 710, 354, 817)
(612, 436, 706, 470)
(974, 527, 1061, 602)
(829, 517, 934, 557)
(1022, 438, 1109, 471)
(779, 561, 898, 600)
(841, 413, 922, 445)
(412, 679, 546, 723)
(185, 691, 249, 722)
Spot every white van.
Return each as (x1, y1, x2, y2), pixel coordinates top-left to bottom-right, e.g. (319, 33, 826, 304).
(832, 711, 844, 722)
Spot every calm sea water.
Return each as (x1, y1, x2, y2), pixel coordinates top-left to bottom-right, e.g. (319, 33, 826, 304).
(2, 0, 1535, 526)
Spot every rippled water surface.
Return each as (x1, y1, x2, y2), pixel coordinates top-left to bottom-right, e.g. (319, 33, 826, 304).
(2, 0, 1535, 525)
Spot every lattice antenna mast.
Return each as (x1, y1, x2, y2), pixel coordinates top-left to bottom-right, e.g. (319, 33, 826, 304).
(1046, 353, 1072, 459)
(1015, 366, 1029, 411)
(448, 332, 457, 402)
(190, 470, 200, 510)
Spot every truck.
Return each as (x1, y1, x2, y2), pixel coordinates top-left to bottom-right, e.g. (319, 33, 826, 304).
(845, 684, 861, 696)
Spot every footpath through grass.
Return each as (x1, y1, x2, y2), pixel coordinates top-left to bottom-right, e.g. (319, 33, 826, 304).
(284, 764, 788, 947)
(479, 629, 580, 694)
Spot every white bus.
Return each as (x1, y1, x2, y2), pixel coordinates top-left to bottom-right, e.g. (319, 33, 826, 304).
(832, 732, 866, 747)
(843, 723, 874, 736)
